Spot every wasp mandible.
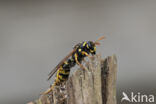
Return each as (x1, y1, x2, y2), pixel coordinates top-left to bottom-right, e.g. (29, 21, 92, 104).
(43, 36, 105, 95)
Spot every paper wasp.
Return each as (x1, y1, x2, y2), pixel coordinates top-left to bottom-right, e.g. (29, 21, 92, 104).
(43, 36, 105, 95)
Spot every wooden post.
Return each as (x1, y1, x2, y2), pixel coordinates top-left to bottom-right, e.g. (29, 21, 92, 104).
(28, 55, 117, 104)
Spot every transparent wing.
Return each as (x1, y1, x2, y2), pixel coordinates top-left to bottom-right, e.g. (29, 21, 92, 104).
(47, 49, 76, 80)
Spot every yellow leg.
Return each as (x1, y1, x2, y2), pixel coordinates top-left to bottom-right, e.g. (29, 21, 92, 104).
(74, 53, 87, 70)
(42, 71, 60, 95)
(82, 51, 92, 60)
(41, 83, 56, 95)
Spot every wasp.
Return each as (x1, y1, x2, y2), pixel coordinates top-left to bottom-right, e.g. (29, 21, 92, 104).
(43, 36, 105, 95)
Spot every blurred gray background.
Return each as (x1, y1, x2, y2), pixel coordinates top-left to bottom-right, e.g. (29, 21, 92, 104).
(0, 0, 156, 104)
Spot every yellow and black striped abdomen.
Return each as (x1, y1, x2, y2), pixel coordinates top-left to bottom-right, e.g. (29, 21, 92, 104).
(54, 66, 70, 85)
(53, 56, 77, 86)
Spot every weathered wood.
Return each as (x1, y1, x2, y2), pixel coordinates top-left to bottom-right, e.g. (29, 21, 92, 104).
(101, 55, 117, 104)
(67, 55, 102, 104)
(28, 55, 117, 104)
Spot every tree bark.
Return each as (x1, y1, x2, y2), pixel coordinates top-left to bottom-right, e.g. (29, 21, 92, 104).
(28, 55, 117, 104)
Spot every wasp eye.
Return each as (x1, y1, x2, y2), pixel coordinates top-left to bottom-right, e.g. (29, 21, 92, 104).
(88, 42, 91, 48)
(87, 41, 93, 49)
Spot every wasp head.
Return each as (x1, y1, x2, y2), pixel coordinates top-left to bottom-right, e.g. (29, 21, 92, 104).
(87, 41, 96, 55)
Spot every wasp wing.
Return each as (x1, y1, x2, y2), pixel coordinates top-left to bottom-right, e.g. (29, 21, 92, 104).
(47, 49, 76, 80)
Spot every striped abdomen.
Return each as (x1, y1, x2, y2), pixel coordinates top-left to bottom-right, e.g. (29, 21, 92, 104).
(53, 57, 76, 85)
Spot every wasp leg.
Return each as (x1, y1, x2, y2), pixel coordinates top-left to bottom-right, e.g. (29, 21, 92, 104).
(42, 75, 60, 95)
(82, 51, 92, 60)
(41, 83, 55, 95)
(74, 53, 87, 70)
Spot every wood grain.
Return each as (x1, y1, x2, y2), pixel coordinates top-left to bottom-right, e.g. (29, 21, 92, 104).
(28, 55, 117, 104)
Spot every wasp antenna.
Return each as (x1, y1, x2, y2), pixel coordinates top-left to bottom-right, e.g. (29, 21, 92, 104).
(97, 36, 105, 41)
(95, 42, 101, 45)
(94, 36, 105, 45)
